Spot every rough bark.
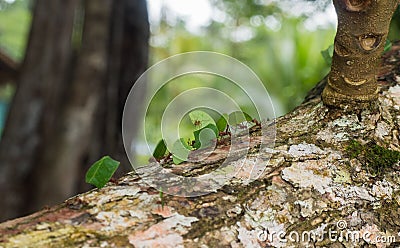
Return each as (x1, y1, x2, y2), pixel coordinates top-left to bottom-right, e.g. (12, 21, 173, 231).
(1, 43, 400, 248)
(0, 0, 79, 221)
(322, 0, 398, 109)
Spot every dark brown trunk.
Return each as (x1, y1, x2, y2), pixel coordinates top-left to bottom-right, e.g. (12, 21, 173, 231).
(0, 50, 18, 85)
(89, 0, 150, 177)
(29, 0, 113, 211)
(0, 0, 78, 221)
(0, 0, 149, 221)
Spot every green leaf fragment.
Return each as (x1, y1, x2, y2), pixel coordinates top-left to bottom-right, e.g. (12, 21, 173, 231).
(85, 156, 120, 189)
(216, 114, 228, 132)
(153, 139, 167, 159)
(172, 154, 185, 165)
(159, 187, 164, 209)
(321, 44, 334, 66)
(189, 110, 216, 130)
(171, 138, 192, 164)
(228, 111, 253, 126)
(384, 39, 392, 53)
(193, 124, 218, 149)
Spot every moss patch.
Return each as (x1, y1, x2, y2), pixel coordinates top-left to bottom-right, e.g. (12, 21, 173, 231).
(346, 140, 400, 176)
(377, 198, 400, 230)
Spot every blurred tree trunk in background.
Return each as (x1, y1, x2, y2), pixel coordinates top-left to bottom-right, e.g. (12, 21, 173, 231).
(0, 50, 18, 85)
(0, 0, 79, 221)
(89, 0, 150, 182)
(29, 0, 113, 212)
(0, 0, 149, 221)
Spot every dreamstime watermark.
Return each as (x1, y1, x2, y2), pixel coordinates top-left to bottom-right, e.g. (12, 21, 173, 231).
(257, 220, 396, 245)
(122, 51, 276, 197)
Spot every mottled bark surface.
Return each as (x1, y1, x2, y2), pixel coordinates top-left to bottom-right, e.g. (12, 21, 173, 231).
(322, 0, 398, 109)
(1, 44, 400, 247)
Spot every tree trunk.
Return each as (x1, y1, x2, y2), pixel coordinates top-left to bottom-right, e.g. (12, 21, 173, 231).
(29, 0, 112, 211)
(1, 43, 400, 248)
(0, 50, 18, 85)
(322, 0, 398, 109)
(0, 0, 79, 221)
(0, 0, 150, 221)
(92, 0, 150, 175)
(80, 0, 150, 192)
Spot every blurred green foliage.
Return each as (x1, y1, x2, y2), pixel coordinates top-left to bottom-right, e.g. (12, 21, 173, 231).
(389, 7, 400, 41)
(0, 0, 399, 114)
(140, 1, 337, 164)
(0, 0, 31, 60)
(0, 0, 399, 160)
(150, 1, 336, 115)
(0, 0, 30, 136)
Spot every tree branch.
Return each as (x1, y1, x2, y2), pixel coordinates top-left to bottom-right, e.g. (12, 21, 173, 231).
(322, 0, 398, 109)
(1, 43, 400, 247)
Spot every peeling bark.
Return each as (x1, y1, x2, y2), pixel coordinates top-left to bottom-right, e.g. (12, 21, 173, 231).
(1, 40, 400, 248)
(322, 0, 398, 109)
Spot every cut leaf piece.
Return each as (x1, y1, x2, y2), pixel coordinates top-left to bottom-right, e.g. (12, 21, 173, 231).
(189, 110, 216, 130)
(171, 138, 191, 164)
(172, 154, 185, 165)
(228, 111, 253, 126)
(153, 139, 167, 159)
(85, 156, 120, 189)
(321, 44, 334, 66)
(384, 39, 392, 53)
(216, 114, 228, 132)
(193, 124, 218, 149)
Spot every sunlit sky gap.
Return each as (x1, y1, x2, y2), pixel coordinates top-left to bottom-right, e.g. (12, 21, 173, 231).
(148, 0, 337, 33)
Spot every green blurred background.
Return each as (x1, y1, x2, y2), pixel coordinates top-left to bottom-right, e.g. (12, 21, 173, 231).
(0, 0, 399, 143)
(147, 0, 337, 116)
(0, 0, 400, 220)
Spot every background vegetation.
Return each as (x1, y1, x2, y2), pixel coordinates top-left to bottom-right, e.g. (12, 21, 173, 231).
(0, 0, 398, 221)
(0, 0, 335, 117)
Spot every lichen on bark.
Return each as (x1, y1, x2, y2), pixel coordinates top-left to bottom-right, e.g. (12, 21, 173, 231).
(1, 46, 400, 245)
(322, 0, 399, 109)
(2, 16, 400, 248)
